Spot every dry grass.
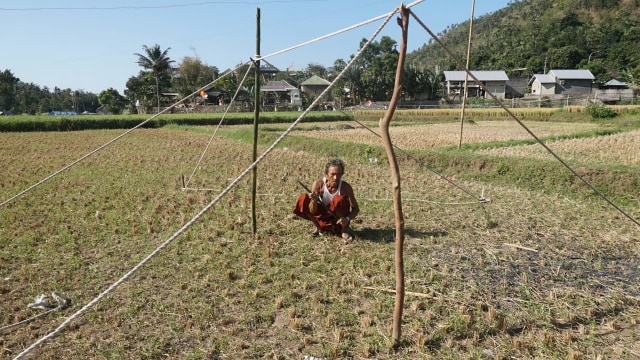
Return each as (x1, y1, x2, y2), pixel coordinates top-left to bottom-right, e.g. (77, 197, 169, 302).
(1, 123, 639, 359)
(478, 129, 640, 166)
(291, 120, 601, 150)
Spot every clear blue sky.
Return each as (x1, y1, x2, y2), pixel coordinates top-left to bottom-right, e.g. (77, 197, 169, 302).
(1, 0, 512, 94)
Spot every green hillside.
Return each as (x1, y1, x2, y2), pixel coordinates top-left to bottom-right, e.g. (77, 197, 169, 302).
(407, 0, 640, 85)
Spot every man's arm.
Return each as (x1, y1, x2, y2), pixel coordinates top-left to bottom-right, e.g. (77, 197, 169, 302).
(308, 179, 323, 214)
(339, 182, 359, 225)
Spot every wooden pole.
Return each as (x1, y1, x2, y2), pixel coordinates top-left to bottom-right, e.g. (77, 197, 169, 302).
(379, 4, 409, 349)
(252, 7, 260, 235)
(458, 0, 476, 149)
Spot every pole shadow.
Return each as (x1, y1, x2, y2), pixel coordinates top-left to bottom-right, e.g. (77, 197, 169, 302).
(354, 227, 448, 243)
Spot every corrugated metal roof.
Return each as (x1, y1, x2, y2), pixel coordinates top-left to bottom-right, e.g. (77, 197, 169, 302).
(301, 75, 331, 86)
(443, 70, 509, 81)
(532, 74, 556, 83)
(548, 69, 595, 80)
(603, 79, 627, 87)
(260, 80, 297, 91)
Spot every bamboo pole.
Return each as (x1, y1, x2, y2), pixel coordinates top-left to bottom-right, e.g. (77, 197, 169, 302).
(379, 3, 409, 349)
(252, 7, 260, 235)
(458, 0, 476, 149)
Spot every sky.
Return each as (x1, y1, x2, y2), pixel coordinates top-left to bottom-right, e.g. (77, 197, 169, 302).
(0, 0, 512, 94)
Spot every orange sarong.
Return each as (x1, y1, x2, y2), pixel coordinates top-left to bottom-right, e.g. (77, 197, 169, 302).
(293, 193, 350, 234)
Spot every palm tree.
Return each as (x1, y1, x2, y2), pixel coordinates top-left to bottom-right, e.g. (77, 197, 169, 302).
(134, 44, 175, 113)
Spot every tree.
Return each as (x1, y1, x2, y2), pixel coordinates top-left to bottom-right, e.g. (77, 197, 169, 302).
(98, 88, 126, 114)
(331, 58, 361, 106)
(305, 63, 328, 78)
(15, 82, 45, 114)
(173, 56, 218, 102)
(402, 66, 438, 100)
(352, 36, 399, 101)
(0, 69, 19, 113)
(134, 44, 175, 113)
(124, 72, 156, 114)
(548, 45, 583, 69)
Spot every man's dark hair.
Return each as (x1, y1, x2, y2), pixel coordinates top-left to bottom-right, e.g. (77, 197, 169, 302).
(325, 158, 345, 174)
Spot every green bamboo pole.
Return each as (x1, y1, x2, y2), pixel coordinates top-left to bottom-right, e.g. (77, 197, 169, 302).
(458, 0, 476, 149)
(252, 7, 260, 235)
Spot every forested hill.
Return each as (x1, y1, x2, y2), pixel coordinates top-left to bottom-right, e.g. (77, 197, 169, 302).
(406, 0, 640, 84)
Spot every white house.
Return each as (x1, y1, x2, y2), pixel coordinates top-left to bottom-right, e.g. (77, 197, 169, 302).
(260, 80, 302, 106)
(529, 74, 556, 96)
(530, 69, 595, 96)
(443, 70, 509, 100)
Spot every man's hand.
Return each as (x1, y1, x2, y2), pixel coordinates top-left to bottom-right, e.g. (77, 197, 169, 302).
(337, 216, 350, 226)
(309, 192, 320, 202)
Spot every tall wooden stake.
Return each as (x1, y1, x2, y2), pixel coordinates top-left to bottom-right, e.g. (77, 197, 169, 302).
(379, 4, 409, 349)
(252, 7, 260, 235)
(458, 0, 476, 149)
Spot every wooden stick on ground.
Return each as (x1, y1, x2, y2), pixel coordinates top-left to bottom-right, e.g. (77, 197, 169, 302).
(363, 287, 437, 300)
(504, 243, 538, 252)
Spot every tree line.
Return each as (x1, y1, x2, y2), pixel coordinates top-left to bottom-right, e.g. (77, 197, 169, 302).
(0, 36, 439, 115)
(7, 0, 637, 116)
(407, 0, 640, 86)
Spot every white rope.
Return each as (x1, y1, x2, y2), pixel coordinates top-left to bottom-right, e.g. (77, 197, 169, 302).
(1, 1, 428, 209)
(180, 187, 220, 192)
(364, 197, 490, 206)
(257, 0, 425, 63)
(183, 1, 427, 190)
(0, 62, 250, 209)
(183, 63, 256, 189)
(13, 9, 398, 360)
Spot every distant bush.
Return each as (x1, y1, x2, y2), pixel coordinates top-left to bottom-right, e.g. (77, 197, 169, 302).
(585, 103, 617, 119)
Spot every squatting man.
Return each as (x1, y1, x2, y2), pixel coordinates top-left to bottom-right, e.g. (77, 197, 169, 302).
(293, 158, 360, 243)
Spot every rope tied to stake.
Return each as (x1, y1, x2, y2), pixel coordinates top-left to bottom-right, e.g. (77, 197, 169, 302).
(0, 292, 70, 334)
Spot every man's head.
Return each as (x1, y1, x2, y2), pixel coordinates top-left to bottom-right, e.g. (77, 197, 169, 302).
(325, 158, 345, 175)
(324, 159, 345, 188)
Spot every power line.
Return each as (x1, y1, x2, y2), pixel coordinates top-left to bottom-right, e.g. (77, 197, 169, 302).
(0, 0, 324, 11)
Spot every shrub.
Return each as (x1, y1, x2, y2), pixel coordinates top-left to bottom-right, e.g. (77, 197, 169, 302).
(584, 103, 617, 119)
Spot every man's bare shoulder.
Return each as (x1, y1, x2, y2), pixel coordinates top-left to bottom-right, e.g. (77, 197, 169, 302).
(341, 180, 355, 194)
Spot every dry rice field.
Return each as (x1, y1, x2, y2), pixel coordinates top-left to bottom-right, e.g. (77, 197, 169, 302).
(291, 121, 601, 150)
(1, 121, 639, 359)
(477, 129, 640, 166)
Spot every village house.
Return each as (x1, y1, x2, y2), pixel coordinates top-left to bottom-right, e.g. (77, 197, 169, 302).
(300, 75, 331, 97)
(594, 79, 636, 104)
(530, 69, 595, 97)
(260, 80, 302, 108)
(443, 70, 510, 100)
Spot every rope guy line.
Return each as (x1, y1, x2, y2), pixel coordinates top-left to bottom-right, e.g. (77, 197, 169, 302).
(183, 62, 256, 190)
(1, 1, 429, 208)
(183, 0, 425, 190)
(0, 62, 249, 209)
(1, 1, 425, 207)
(255, 0, 425, 63)
(349, 116, 489, 206)
(13, 9, 398, 359)
(408, 9, 640, 228)
(365, 197, 488, 206)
